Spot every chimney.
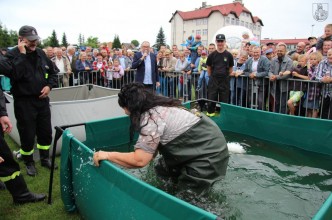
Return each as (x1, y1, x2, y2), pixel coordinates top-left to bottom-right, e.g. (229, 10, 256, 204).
(233, 0, 243, 5)
(202, 2, 207, 8)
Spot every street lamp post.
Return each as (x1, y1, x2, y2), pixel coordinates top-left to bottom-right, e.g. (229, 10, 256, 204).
(311, 24, 315, 36)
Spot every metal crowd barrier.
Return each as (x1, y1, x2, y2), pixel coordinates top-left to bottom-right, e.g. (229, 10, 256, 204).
(156, 71, 207, 102)
(62, 69, 330, 119)
(55, 72, 73, 88)
(230, 75, 329, 118)
(69, 69, 137, 89)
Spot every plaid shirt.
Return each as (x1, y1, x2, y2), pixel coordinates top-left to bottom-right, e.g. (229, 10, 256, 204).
(306, 65, 321, 101)
(316, 58, 332, 97)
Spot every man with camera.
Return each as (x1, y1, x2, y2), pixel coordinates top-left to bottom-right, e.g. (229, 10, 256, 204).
(0, 25, 58, 176)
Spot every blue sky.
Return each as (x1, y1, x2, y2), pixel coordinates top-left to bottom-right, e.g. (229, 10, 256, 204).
(0, 0, 331, 45)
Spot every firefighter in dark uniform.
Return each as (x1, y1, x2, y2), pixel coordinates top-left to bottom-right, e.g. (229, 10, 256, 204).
(0, 25, 58, 176)
(206, 34, 234, 117)
(0, 87, 46, 204)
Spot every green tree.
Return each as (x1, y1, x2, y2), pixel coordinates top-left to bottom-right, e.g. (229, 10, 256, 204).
(112, 35, 121, 49)
(61, 32, 69, 47)
(155, 27, 166, 51)
(86, 36, 99, 48)
(0, 23, 18, 47)
(9, 30, 18, 46)
(131, 39, 139, 47)
(0, 28, 12, 48)
(41, 37, 52, 48)
(49, 30, 59, 47)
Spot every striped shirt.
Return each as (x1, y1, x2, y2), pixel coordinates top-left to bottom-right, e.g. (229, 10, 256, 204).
(316, 58, 332, 97)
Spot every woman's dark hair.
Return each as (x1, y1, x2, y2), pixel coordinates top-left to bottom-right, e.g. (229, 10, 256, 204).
(118, 82, 181, 140)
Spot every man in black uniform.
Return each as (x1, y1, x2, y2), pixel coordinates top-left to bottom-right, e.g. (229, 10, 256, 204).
(0, 25, 58, 176)
(206, 34, 234, 117)
(0, 87, 46, 204)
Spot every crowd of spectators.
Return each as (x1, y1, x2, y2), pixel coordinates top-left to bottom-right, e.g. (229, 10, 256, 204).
(1, 24, 331, 120)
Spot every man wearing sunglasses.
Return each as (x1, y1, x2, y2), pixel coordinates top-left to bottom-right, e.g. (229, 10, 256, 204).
(206, 34, 234, 117)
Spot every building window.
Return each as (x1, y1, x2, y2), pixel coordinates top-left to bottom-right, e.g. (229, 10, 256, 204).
(257, 25, 261, 31)
(196, 19, 203, 26)
(203, 29, 208, 36)
(231, 18, 235, 25)
(196, 30, 201, 36)
(203, 18, 208, 25)
(249, 23, 253, 29)
(241, 20, 244, 26)
(202, 40, 208, 47)
(253, 25, 256, 30)
(245, 22, 249, 28)
(226, 17, 230, 24)
(236, 18, 239, 25)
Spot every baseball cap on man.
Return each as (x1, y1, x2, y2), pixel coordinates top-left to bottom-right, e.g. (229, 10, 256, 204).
(201, 50, 207, 55)
(216, 34, 226, 41)
(265, 48, 273, 55)
(19, 25, 40, 41)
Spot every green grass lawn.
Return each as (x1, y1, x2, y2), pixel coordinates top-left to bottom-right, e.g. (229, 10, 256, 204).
(0, 135, 81, 220)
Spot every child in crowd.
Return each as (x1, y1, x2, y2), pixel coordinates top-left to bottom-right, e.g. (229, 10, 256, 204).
(231, 49, 239, 59)
(187, 35, 202, 64)
(287, 54, 309, 115)
(196, 50, 208, 91)
(106, 61, 113, 88)
(316, 24, 332, 52)
(110, 59, 124, 89)
(242, 32, 250, 45)
(92, 53, 107, 86)
(240, 31, 250, 51)
(303, 52, 323, 118)
(291, 53, 300, 67)
(181, 35, 195, 48)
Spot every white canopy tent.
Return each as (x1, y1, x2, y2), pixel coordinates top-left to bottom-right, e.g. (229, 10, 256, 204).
(211, 25, 255, 50)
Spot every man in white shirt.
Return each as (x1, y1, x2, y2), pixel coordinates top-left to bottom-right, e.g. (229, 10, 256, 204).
(243, 46, 271, 110)
(52, 48, 72, 87)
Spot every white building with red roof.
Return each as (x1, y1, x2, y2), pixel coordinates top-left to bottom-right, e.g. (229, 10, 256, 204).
(260, 38, 309, 51)
(169, 0, 263, 48)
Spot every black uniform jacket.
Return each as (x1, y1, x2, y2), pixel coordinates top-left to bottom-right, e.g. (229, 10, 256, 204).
(0, 47, 57, 98)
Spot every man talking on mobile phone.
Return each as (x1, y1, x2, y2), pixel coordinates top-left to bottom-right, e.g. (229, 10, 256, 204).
(0, 25, 58, 176)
